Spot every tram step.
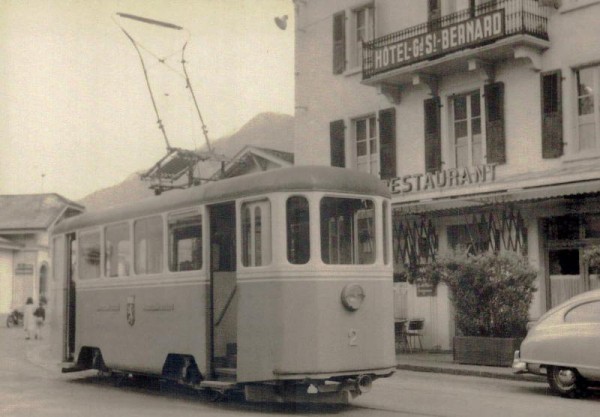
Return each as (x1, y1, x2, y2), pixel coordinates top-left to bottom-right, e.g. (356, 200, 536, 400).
(199, 380, 237, 389)
(215, 367, 237, 380)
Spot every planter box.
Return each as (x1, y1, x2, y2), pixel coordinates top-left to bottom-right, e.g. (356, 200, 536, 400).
(453, 336, 522, 367)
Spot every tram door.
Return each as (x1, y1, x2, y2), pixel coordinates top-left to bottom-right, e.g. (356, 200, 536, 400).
(208, 203, 238, 377)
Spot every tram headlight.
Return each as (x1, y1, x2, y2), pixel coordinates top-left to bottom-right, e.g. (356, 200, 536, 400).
(341, 284, 365, 311)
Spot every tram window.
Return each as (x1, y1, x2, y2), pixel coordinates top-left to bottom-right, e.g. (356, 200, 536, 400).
(105, 223, 131, 277)
(320, 198, 375, 265)
(134, 216, 163, 274)
(287, 196, 310, 264)
(255, 207, 263, 265)
(242, 200, 271, 267)
(78, 231, 100, 279)
(383, 201, 389, 265)
(168, 214, 202, 272)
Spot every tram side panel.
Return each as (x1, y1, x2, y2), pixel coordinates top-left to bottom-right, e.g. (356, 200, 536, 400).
(236, 279, 284, 382)
(75, 278, 209, 377)
(236, 272, 395, 383)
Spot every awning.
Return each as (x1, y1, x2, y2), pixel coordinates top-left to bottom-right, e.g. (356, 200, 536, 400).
(393, 179, 600, 215)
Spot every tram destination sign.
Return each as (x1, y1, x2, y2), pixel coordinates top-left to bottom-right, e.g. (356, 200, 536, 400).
(371, 10, 505, 73)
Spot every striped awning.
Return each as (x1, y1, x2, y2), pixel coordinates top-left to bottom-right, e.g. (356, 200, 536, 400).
(393, 179, 600, 215)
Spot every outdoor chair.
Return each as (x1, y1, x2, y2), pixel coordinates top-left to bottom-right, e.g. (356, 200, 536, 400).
(406, 319, 425, 352)
(394, 320, 409, 352)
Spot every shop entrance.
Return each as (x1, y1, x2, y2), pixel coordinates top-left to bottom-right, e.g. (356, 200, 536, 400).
(545, 213, 600, 308)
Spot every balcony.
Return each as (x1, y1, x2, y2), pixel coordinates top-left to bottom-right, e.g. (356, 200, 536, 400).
(363, 0, 550, 87)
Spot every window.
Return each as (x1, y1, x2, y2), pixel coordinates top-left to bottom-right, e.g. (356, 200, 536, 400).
(287, 196, 310, 264)
(168, 212, 202, 272)
(451, 91, 483, 168)
(565, 301, 600, 323)
(321, 197, 375, 265)
(241, 200, 271, 267)
(549, 249, 580, 275)
(355, 115, 379, 175)
(447, 223, 492, 255)
(78, 231, 100, 279)
(584, 214, 600, 238)
(105, 223, 131, 277)
(575, 66, 600, 152)
(134, 216, 163, 275)
(350, 5, 375, 69)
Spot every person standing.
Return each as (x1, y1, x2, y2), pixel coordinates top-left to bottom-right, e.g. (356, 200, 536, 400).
(33, 299, 46, 340)
(23, 297, 35, 340)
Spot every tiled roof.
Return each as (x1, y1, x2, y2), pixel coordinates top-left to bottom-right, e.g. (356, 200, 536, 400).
(0, 194, 84, 230)
(253, 146, 295, 164)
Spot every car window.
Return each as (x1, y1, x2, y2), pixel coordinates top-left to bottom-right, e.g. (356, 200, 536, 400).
(564, 301, 600, 324)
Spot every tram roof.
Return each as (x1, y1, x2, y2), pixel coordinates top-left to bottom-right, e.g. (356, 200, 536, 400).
(53, 166, 390, 234)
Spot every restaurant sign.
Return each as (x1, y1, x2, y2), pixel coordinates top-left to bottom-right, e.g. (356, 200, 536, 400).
(389, 164, 496, 195)
(371, 10, 505, 73)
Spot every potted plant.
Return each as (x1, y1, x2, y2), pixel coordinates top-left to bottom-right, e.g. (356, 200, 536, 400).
(417, 251, 537, 366)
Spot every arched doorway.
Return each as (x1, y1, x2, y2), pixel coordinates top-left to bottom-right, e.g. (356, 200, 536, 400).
(39, 263, 48, 301)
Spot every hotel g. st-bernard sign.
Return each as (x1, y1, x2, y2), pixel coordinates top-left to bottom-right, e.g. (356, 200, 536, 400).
(389, 164, 496, 195)
(371, 10, 505, 72)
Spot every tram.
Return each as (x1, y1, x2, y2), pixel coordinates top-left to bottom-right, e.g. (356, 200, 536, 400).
(53, 166, 396, 403)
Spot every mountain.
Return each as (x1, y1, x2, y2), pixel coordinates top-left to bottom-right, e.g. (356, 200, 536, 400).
(78, 112, 294, 210)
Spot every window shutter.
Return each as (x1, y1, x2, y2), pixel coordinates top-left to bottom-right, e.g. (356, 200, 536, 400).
(333, 12, 346, 74)
(541, 70, 563, 158)
(379, 108, 397, 180)
(330, 119, 346, 167)
(484, 82, 506, 164)
(424, 97, 442, 173)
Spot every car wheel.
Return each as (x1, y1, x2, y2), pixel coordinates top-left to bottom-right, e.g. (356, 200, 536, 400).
(547, 366, 587, 397)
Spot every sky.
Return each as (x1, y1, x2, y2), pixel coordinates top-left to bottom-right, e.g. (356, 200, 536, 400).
(0, 0, 294, 200)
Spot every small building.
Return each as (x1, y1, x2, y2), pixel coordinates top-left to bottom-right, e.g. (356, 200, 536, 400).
(294, 0, 600, 350)
(0, 194, 84, 314)
(210, 145, 294, 180)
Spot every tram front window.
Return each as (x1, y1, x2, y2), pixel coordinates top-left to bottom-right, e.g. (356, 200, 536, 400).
(287, 196, 310, 264)
(320, 197, 375, 265)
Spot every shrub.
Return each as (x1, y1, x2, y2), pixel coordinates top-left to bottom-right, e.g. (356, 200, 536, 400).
(418, 251, 537, 338)
(583, 245, 600, 272)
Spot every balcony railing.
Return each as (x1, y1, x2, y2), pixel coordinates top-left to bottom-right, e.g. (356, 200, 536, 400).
(363, 0, 549, 80)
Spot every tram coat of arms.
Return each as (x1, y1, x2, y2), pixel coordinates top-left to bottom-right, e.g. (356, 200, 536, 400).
(126, 296, 135, 326)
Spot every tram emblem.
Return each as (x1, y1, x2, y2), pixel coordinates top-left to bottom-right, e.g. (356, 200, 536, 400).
(126, 296, 135, 326)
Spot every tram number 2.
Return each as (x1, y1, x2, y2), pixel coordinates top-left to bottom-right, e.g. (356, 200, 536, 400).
(348, 328, 358, 346)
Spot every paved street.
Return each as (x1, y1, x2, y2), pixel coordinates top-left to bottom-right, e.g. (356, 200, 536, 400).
(1, 326, 599, 417)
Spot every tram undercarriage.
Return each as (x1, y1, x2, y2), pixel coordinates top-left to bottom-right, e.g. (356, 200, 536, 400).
(62, 346, 393, 403)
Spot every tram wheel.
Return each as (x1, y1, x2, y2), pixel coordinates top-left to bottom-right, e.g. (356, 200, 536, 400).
(207, 389, 225, 402)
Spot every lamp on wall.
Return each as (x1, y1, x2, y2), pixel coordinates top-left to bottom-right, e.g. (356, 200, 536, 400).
(274, 15, 288, 30)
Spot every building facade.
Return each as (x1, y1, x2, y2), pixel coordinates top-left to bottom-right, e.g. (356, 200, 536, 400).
(0, 194, 84, 315)
(294, 0, 600, 350)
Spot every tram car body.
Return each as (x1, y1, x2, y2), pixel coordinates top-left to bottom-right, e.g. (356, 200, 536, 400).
(53, 166, 396, 403)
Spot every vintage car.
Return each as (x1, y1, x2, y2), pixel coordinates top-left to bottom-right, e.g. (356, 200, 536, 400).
(513, 289, 600, 397)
